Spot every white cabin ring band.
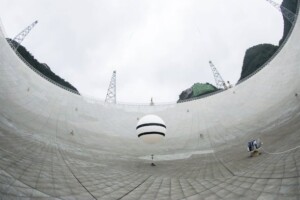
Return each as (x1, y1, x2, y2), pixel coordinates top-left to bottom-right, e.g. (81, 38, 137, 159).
(136, 123, 166, 129)
(138, 132, 166, 137)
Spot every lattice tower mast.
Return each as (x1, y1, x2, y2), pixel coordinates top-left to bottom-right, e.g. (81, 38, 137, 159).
(209, 61, 227, 90)
(265, 0, 296, 24)
(12, 20, 38, 51)
(105, 71, 117, 104)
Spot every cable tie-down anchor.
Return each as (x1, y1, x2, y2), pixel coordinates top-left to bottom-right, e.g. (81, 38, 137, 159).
(151, 154, 156, 166)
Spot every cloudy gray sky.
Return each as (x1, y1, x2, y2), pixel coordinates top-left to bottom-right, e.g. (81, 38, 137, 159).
(0, 0, 284, 103)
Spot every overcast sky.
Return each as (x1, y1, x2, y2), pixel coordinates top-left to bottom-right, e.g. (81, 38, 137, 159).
(0, 0, 284, 103)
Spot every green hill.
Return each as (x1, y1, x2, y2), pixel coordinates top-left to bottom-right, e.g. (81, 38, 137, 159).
(7, 38, 79, 94)
(239, 0, 298, 82)
(239, 44, 278, 81)
(280, 0, 298, 45)
(178, 0, 298, 102)
(178, 83, 218, 102)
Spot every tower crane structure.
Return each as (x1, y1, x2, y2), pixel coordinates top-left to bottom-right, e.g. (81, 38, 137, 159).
(265, 0, 296, 24)
(209, 61, 227, 90)
(105, 70, 117, 104)
(10, 20, 38, 51)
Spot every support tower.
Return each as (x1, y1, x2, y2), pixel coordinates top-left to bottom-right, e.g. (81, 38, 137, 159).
(209, 61, 227, 90)
(12, 20, 38, 51)
(105, 71, 117, 104)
